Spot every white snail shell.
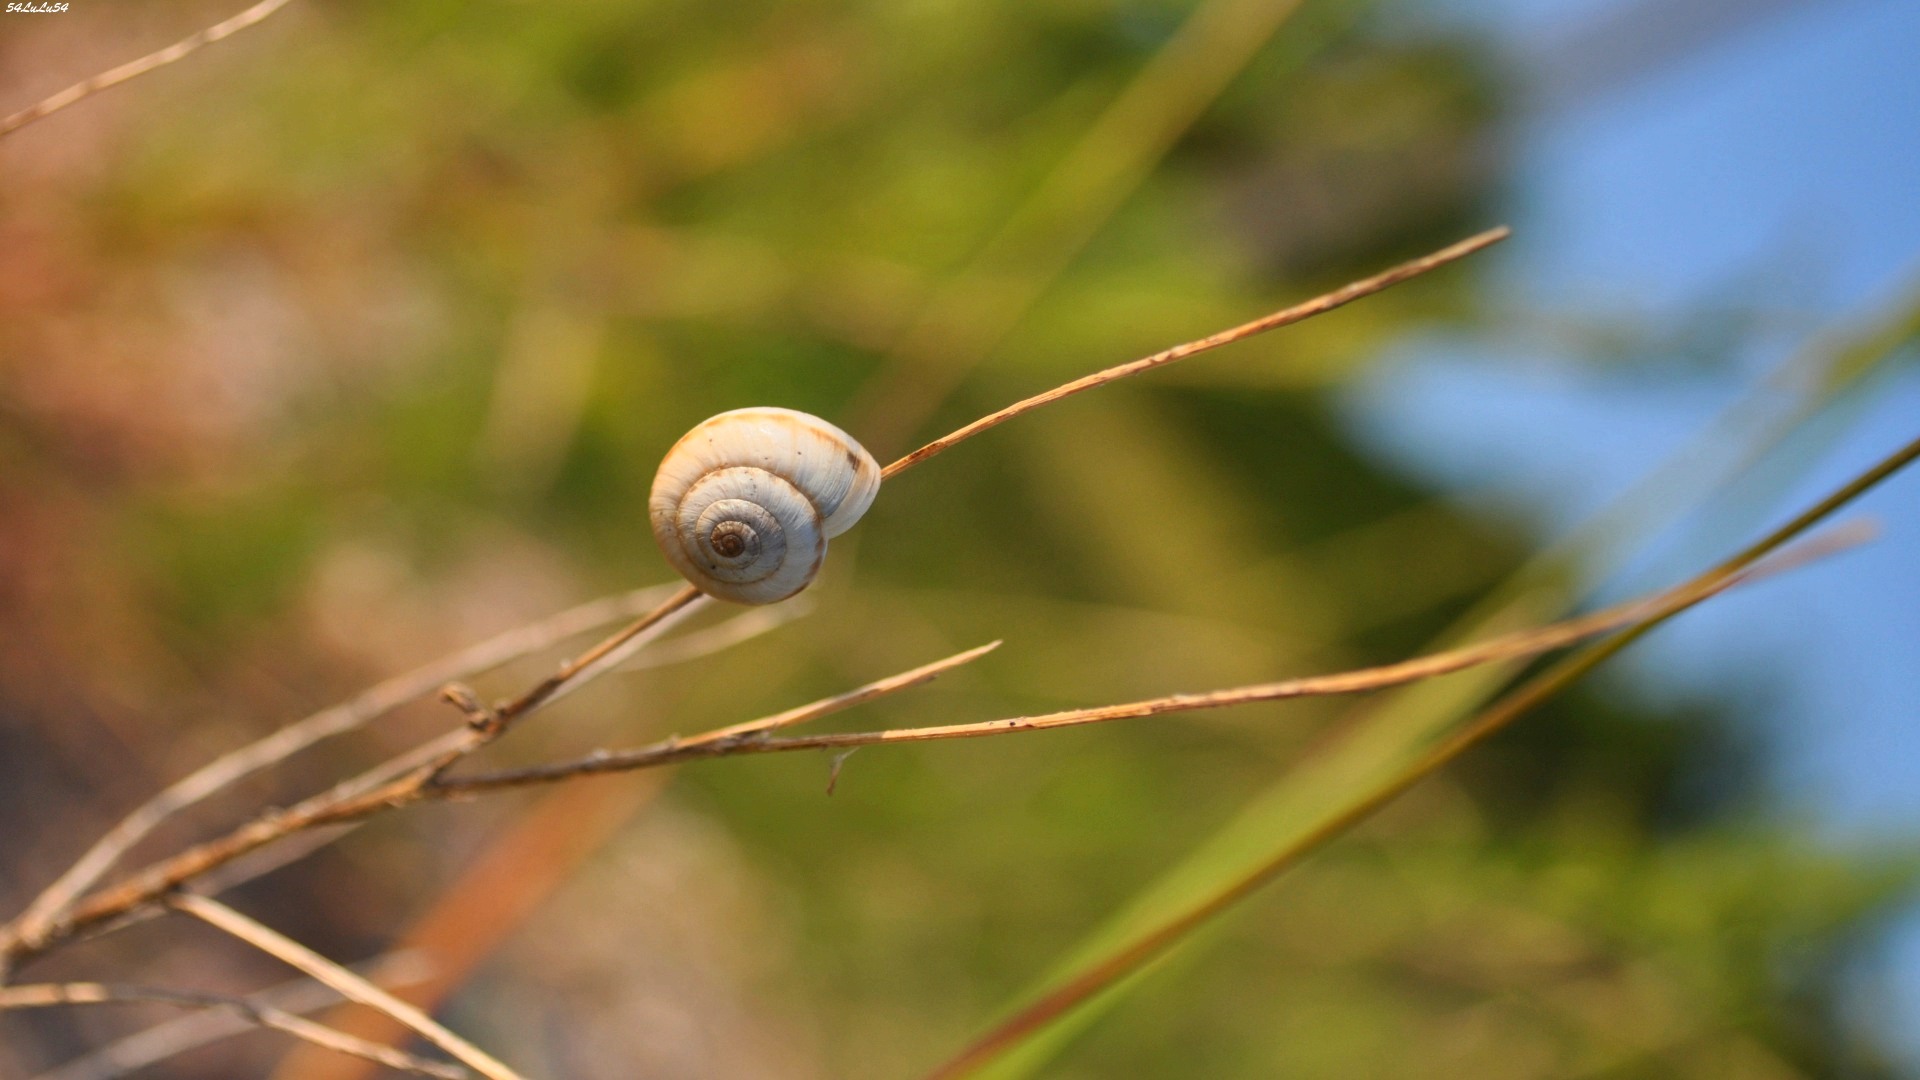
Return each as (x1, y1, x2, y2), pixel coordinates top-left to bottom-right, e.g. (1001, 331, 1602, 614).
(649, 408, 882, 605)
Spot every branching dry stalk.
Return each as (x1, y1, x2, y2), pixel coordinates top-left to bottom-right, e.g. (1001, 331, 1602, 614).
(1, 229, 1541, 1071)
(0, 0, 297, 139)
(0, 7, 1901, 1076)
(0, 228, 1511, 967)
(0, 981, 466, 1080)
(427, 524, 1867, 798)
(8, 585, 682, 955)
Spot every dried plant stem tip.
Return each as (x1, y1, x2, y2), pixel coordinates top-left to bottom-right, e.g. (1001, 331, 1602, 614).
(882, 226, 1510, 478)
(0, 0, 296, 139)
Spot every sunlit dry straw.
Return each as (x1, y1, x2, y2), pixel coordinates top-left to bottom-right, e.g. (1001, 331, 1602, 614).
(168, 894, 521, 1080)
(849, 0, 1310, 454)
(28, 952, 439, 1080)
(0, 0, 296, 139)
(0, 982, 465, 1080)
(881, 226, 1511, 478)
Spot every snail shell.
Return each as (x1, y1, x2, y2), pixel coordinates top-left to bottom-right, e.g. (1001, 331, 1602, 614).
(649, 408, 882, 604)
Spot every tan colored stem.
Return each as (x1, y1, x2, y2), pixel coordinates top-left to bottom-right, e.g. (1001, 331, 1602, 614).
(1, 0, 296, 139)
(676, 640, 1002, 749)
(881, 227, 1510, 479)
(434, 526, 1863, 799)
(0, 981, 466, 1080)
(0, 585, 705, 967)
(169, 895, 521, 1080)
(9, 586, 680, 955)
(31, 953, 438, 1080)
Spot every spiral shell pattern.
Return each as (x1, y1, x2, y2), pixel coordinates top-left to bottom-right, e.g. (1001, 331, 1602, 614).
(649, 408, 882, 604)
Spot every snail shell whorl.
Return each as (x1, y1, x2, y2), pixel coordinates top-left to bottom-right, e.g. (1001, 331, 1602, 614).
(649, 408, 882, 604)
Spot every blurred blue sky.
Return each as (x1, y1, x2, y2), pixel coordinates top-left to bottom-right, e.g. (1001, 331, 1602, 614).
(1348, 0, 1920, 1055)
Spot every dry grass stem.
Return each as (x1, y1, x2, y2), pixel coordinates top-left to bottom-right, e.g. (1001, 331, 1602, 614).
(850, 0, 1307, 455)
(0, 0, 296, 139)
(0, 583, 713, 967)
(676, 640, 1003, 748)
(10, 585, 681, 954)
(32, 953, 438, 1080)
(609, 600, 807, 674)
(923, 440, 1920, 1079)
(0, 981, 466, 1080)
(168, 894, 520, 1080)
(881, 226, 1510, 478)
(481, 584, 705, 734)
(435, 522, 1864, 799)
(266, 778, 669, 1080)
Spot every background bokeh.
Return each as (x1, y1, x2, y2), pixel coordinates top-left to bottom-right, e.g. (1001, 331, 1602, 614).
(1, 1, 1915, 1077)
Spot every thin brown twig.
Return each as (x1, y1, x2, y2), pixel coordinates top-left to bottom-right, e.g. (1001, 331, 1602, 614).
(32, 952, 439, 1080)
(482, 584, 705, 736)
(880, 226, 1510, 478)
(849, 0, 1310, 456)
(417, 584, 710, 782)
(0, 584, 707, 970)
(168, 894, 522, 1080)
(610, 599, 805, 673)
(0, 622, 983, 960)
(0, 0, 296, 139)
(266, 778, 668, 1080)
(432, 524, 1864, 799)
(54, 825, 367, 956)
(9, 585, 681, 955)
(674, 640, 1003, 749)
(0, 981, 466, 1080)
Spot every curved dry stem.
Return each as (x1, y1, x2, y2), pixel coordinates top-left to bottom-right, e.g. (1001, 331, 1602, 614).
(0, 584, 707, 969)
(0, 0, 296, 139)
(0, 981, 466, 1080)
(881, 227, 1510, 479)
(169, 894, 521, 1080)
(8, 586, 681, 957)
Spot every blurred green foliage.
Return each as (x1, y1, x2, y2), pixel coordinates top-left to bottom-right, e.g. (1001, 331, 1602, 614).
(0, 1, 1912, 1077)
